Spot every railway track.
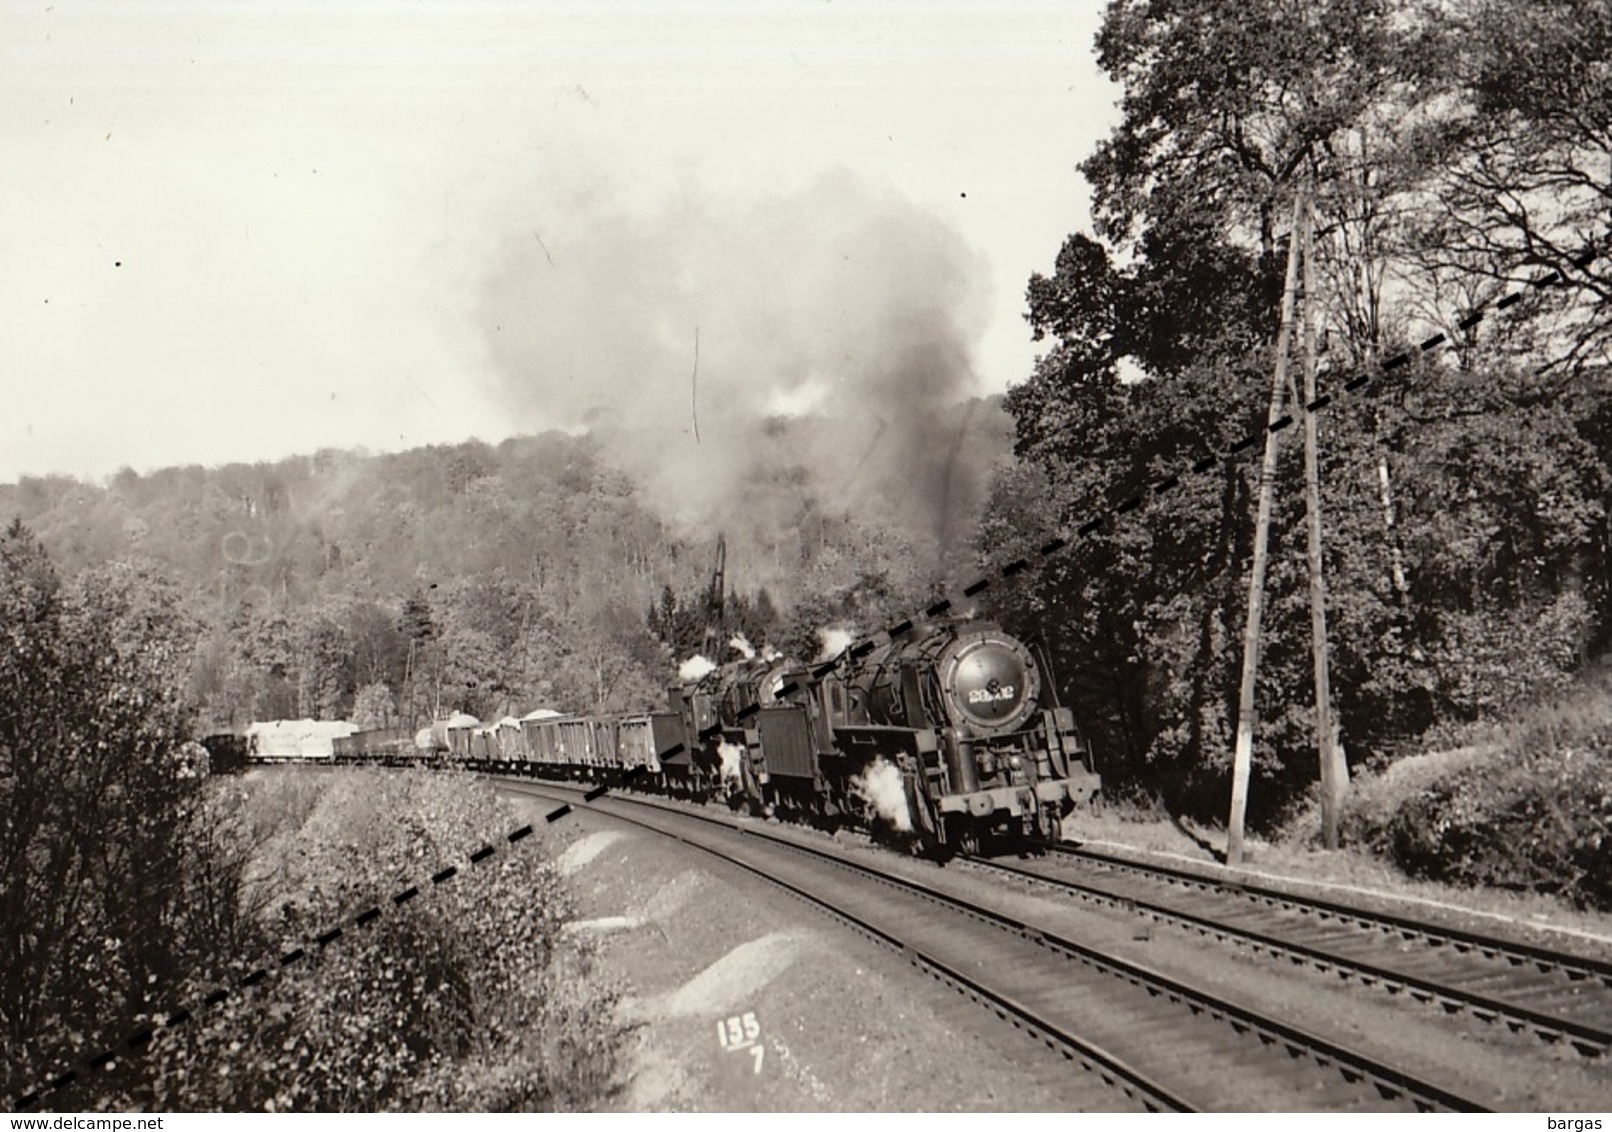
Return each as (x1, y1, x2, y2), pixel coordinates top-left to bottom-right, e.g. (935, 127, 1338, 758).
(497, 776, 1486, 1112)
(964, 842, 1612, 1059)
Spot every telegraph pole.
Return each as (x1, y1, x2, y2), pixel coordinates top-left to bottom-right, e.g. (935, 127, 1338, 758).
(702, 534, 727, 659)
(1227, 188, 1307, 866)
(1296, 179, 1348, 848)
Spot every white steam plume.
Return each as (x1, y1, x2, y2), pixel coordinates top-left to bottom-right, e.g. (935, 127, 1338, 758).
(729, 634, 756, 660)
(817, 627, 855, 661)
(851, 758, 912, 832)
(717, 741, 745, 787)
(679, 655, 717, 682)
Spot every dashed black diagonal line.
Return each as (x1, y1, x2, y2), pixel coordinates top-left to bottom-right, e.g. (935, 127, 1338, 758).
(744, 246, 1601, 704)
(10, 767, 646, 1111)
(11, 238, 1599, 1110)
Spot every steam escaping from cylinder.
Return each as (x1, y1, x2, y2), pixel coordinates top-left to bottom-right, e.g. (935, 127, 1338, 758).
(729, 634, 756, 660)
(717, 741, 745, 787)
(816, 627, 855, 661)
(850, 758, 912, 832)
(679, 655, 717, 682)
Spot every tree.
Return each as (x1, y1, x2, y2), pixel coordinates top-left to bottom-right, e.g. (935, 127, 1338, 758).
(645, 583, 708, 661)
(1086, 0, 1409, 251)
(0, 525, 203, 1097)
(345, 600, 406, 690)
(992, 0, 1612, 829)
(351, 682, 397, 730)
(436, 624, 506, 719)
(296, 608, 352, 720)
(1406, 0, 1611, 373)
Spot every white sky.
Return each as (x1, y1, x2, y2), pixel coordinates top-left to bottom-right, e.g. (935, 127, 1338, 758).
(1, 0, 1117, 483)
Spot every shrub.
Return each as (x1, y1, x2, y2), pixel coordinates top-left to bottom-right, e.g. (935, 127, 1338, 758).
(1342, 702, 1612, 910)
(142, 770, 627, 1111)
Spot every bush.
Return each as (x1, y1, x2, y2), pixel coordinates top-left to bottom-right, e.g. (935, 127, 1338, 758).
(142, 770, 628, 1111)
(1342, 693, 1612, 910)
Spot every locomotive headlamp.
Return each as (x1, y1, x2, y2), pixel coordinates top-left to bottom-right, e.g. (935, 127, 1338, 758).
(1009, 755, 1022, 769)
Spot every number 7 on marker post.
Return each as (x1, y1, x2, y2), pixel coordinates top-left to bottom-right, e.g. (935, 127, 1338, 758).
(716, 1010, 765, 1073)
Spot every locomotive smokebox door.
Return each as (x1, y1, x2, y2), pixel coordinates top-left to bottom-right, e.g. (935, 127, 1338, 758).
(937, 631, 1041, 735)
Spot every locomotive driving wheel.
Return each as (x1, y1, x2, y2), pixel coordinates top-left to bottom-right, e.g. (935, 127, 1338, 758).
(946, 816, 981, 858)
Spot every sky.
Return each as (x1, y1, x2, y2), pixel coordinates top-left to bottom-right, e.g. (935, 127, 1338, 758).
(1, 0, 1119, 485)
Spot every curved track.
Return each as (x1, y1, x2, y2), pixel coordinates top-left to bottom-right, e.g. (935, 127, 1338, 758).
(497, 777, 1486, 1112)
(965, 843, 1612, 1059)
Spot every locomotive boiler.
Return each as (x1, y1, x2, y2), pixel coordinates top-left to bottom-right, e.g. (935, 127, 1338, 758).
(812, 619, 1097, 852)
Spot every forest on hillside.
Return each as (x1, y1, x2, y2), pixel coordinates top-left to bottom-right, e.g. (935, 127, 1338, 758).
(0, 397, 1010, 732)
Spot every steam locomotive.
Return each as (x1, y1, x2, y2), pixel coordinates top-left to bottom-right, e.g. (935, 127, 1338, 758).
(338, 618, 1100, 854)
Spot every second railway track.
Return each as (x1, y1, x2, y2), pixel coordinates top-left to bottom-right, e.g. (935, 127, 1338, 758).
(964, 842, 1612, 1059)
(497, 776, 1488, 1112)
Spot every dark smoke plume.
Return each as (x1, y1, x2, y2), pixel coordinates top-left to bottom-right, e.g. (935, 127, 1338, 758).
(479, 169, 1003, 573)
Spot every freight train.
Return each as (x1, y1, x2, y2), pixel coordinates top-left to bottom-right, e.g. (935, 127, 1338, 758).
(324, 616, 1100, 854)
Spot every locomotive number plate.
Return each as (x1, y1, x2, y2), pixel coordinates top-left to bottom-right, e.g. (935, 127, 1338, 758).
(966, 684, 1016, 704)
